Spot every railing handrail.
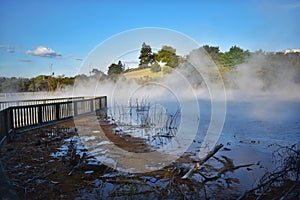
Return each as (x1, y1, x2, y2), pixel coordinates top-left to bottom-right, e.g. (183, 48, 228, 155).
(0, 96, 85, 103)
(0, 96, 86, 111)
(5, 98, 95, 109)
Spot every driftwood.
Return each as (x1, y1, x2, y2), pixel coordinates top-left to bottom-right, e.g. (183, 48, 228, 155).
(182, 144, 224, 179)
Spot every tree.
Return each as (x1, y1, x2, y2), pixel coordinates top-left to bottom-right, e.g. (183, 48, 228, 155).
(34, 75, 48, 91)
(155, 46, 179, 68)
(91, 68, 107, 80)
(107, 60, 124, 75)
(139, 42, 154, 68)
(202, 45, 220, 61)
(219, 46, 250, 68)
(216, 46, 246, 68)
(18, 78, 32, 92)
(91, 68, 101, 75)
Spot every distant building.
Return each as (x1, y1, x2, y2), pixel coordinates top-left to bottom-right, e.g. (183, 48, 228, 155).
(281, 49, 300, 54)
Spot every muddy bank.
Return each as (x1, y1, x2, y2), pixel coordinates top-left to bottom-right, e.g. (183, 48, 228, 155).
(99, 122, 151, 153)
(0, 116, 299, 199)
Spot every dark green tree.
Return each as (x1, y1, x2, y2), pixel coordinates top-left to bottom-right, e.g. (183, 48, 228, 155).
(107, 60, 124, 75)
(202, 45, 220, 61)
(139, 42, 154, 68)
(219, 46, 250, 67)
(155, 46, 179, 68)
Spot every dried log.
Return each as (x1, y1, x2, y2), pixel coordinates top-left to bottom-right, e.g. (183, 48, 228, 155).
(182, 144, 224, 179)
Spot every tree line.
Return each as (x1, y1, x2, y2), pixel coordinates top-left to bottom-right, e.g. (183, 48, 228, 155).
(106, 43, 251, 76)
(1, 43, 299, 92)
(106, 42, 182, 76)
(0, 75, 75, 93)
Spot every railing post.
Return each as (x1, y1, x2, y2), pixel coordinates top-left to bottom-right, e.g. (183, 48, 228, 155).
(56, 103, 60, 120)
(9, 108, 13, 130)
(74, 101, 78, 116)
(99, 97, 102, 109)
(90, 99, 94, 112)
(4, 110, 8, 135)
(101, 96, 107, 109)
(38, 105, 42, 124)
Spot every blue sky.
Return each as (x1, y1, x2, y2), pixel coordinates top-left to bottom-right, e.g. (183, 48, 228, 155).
(0, 0, 299, 77)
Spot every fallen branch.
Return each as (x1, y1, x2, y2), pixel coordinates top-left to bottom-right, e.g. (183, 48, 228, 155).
(182, 144, 223, 179)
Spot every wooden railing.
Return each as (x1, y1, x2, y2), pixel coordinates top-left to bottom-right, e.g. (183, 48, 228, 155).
(0, 96, 85, 111)
(0, 96, 107, 146)
(0, 92, 50, 99)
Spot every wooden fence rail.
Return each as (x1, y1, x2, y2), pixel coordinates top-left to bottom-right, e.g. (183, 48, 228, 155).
(0, 96, 107, 146)
(0, 96, 85, 111)
(0, 92, 50, 99)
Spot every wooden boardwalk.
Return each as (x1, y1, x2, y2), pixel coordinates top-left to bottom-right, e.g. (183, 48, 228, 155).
(0, 96, 107, 148)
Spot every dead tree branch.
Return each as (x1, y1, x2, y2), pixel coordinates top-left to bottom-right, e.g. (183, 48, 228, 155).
(182, 144, 224, 179)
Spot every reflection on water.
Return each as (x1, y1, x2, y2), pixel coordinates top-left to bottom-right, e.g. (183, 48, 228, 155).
(195, 99, 300, 190)
(108, 100, 181, 150)
(108, 98, 300, 190)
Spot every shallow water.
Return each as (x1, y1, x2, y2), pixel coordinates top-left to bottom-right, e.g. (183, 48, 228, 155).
(109, 98, 300, 191)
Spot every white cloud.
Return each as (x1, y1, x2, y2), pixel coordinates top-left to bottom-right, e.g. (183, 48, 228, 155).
(26, 46, 62, 58)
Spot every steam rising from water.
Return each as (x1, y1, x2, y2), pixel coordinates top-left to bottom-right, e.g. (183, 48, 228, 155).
(2, 28, 298, 173)
(225, 53, 300, 100)
(70, 28, 227, 172)
(69, 28, 300, 173)
(70, 53, 300, 103)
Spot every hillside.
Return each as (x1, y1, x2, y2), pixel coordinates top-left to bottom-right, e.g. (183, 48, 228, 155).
(123, 66, 173, 81)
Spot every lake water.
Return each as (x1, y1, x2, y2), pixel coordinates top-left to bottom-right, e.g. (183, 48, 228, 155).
(109, 98, 300, 190)
(192, 98, 300, 191)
